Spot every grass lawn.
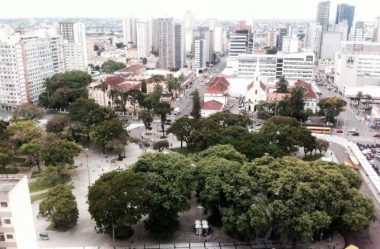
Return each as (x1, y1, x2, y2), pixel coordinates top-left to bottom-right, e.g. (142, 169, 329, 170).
(31, 192, 48, 203)
(29, 180, 54, 193)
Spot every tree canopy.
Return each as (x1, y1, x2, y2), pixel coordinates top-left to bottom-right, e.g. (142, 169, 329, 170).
(318, 97, 347, 123)
(101, 60, 126, 74)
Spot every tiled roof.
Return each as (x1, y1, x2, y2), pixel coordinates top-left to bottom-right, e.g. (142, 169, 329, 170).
(118, 64, 144, 73)
(201, 100, 223, 110)
(106, 76, 125, 86)
(266, 92, 290, 101)
(247, 82, 254, 91)
(115, 82, 141, 91)
(294, 80, 318, 99)
(206, 77, 229, 94)
(260, 81, 267, 91)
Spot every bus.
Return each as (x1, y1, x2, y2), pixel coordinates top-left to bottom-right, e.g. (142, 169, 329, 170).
(306, 126, 332, 134)
(348, 155, 360, 170)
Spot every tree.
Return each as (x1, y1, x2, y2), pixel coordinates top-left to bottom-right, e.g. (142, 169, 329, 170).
(266, 46, 278, 54)
(138, 110, 153, 130)
(315, 139, 329, 155)
(0, 147, 13, 172)
(99, 80, 108, 106)
(132, 153, 195, 239)
(20, 138, 44, 171)
(276, 77, 289, 93)
(289, 86, 305, 120)
(101, 60, 126, 74)
(188, 118, 221, 151)
(39, 71, 91, 109)
(153, 140, 169, 151)
(167, 117, 193, 148)
(44, 139, 81, 166)
(39, 164, 73, 185)
(355, 91, 363, 106)
(140, 94, 154, 111)
(191, 90, 201, 120)
(364, 94, 373, 108)
(197, 144, 247, 164)
(142, 57, 147, 65)
(0, 120, 9, 139)
(141, 79, 147, 93)
(6, 121, 43, 148)
(209, 112, 253, 129)
(153, 101, 171, 138)
(128, 89, 143, 116)
(12, 103, 45, 121)
(46, 115, 67, 134)
(90, 119, 128, 157)
(88, 170, 149, 238)
(152, 83, 162, 107)
(39, 185, 79, 229)
(318, 97, 347, 123)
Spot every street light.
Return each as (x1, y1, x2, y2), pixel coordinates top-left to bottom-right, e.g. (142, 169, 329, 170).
(105, 210, 116, 248)
(85, 148, 90, 188)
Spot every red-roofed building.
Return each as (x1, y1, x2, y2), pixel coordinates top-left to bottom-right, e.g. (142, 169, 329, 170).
(204, 77, 230, 105)
(117, 64, 145, 76)
(201, 100, 224, 117)
(293, 80, 319, 113)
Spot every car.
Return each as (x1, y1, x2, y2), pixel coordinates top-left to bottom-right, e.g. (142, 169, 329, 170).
(374, 133, 380, 138)
(336, 129, 343, 133)
(348, 128, 358, 133)
(368, 152, 375, 159)
(370, 160, 376, 166)
(351, 132, 360, 136)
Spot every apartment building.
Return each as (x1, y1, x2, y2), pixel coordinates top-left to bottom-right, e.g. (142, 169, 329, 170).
(0, 34, 64, 110)
(59, 21, 88, 71)
(237, 52, 314, 82)
(0, 175, 38, 249)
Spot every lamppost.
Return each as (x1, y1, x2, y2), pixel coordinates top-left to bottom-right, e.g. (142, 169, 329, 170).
(105, 210, 115, 248)
(85, 148, 90, 188)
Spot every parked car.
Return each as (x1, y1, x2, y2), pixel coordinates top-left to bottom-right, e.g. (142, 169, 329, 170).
(351, 132, 360, 136)
(348, 128, 358, 133)
(374, 133, 380, 138)
(336, 129, 343, 133)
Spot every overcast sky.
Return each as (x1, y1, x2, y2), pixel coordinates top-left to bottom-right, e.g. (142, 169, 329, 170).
(0, 0, 379, 22)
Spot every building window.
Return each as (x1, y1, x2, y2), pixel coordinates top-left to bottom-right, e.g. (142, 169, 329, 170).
(3, 219, 10, 224)
(6, 234, 13, 239)
(0, 202, 7, 208)
(0, 233, 4, 241)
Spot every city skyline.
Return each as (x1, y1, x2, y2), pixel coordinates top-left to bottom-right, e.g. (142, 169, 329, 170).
(0, 0, 378, 22)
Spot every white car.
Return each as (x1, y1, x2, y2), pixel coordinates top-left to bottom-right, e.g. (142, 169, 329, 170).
(348, 128, 358, 133)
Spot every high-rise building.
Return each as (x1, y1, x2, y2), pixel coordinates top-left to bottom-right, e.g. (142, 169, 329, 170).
(335, 4, 355, 40)
(136, 20, 152, 58)
(174, 22, 185, 69)
(306, 23, 323, 58)
(59, 21, 88, 71)
(0, 175, 39, 249)
(157, 18, 175, 69)
(320, 32, 342, 59)
(334, 20, 348, 41)
(123, 17, 137, 47)
(0, 34, 65, 110)
(266, 28, 278, 47)
(194, 39, 207, 69)
(276, 27, 288, 51)
(351, 21, 365, 42)
(373, 16, 380, 42)
(184, 11, 194, 53)
(214, 26, 224, 53)
(316, 1, 331, 32)
(281, 36, 299, 53)
(229, 30, 248, 57)
(194, 27, 214, 63)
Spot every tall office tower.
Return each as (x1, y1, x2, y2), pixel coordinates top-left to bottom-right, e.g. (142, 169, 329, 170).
(157, 18, 175, 69)
(316, 1, 331, 32)
(305, 23, 323, 58)
(335, 4, 355, 40)
(266, 28, 278, 47)
(0, 35, 65, 110)
(213, 26, 224, 53)
(194, 27, 214, 63)
(184, 10, 194, 53)
(282, 36, 299, 53)
(276, 27, 288, 51)
(174, 22, 185, 69)
(373, 16, 380, 42)
(136, 20, 152, 58)
(334, 20, 348, 41)
(229, 30, 248, 57)
(194, 39, 207, 69)
(123, 17, 137, 47)
(0, 175, 39, 249)
(350, 21, 365, 42)
(151, 18, 160, 51)
(59, 21, 88, 71)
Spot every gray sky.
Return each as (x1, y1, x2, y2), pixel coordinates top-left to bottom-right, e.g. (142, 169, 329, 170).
(0, 0, 379, 22)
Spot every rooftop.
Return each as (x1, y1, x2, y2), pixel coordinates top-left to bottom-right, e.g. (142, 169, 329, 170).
(0, 175, 24, 192)
(206, 77, 230, 94)
(202, 100, 224, 110)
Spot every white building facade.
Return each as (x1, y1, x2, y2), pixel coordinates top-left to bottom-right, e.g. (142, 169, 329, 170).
(213, 26, 224, 53)
(0, 35, 65, 110)
(194, 39, 207, 70)
(157, 18, 175, 69)
(123, 17, 137, 47)
(237, 52, 314, 82)
(320, 32, 342, 59)
(0, 175, 39, 249)
(59, 21, 88, 71)
(229, 31, 248, 57)
(136, 20, 152, 58)
(335, 42, 380, 92)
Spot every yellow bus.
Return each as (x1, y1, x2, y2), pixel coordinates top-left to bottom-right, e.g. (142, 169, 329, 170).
(348, 155, 360, 170)
(306, 126, 332, 134)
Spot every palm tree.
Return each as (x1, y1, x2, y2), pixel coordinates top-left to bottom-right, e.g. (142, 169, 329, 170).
(119, 90, 129, 115)
(165, 76, 174, 99)
(107, 89, 120, 108)
(356, 91, 363, 107)
(99, 80, 108, 106)
(173, 78, 181, 98)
